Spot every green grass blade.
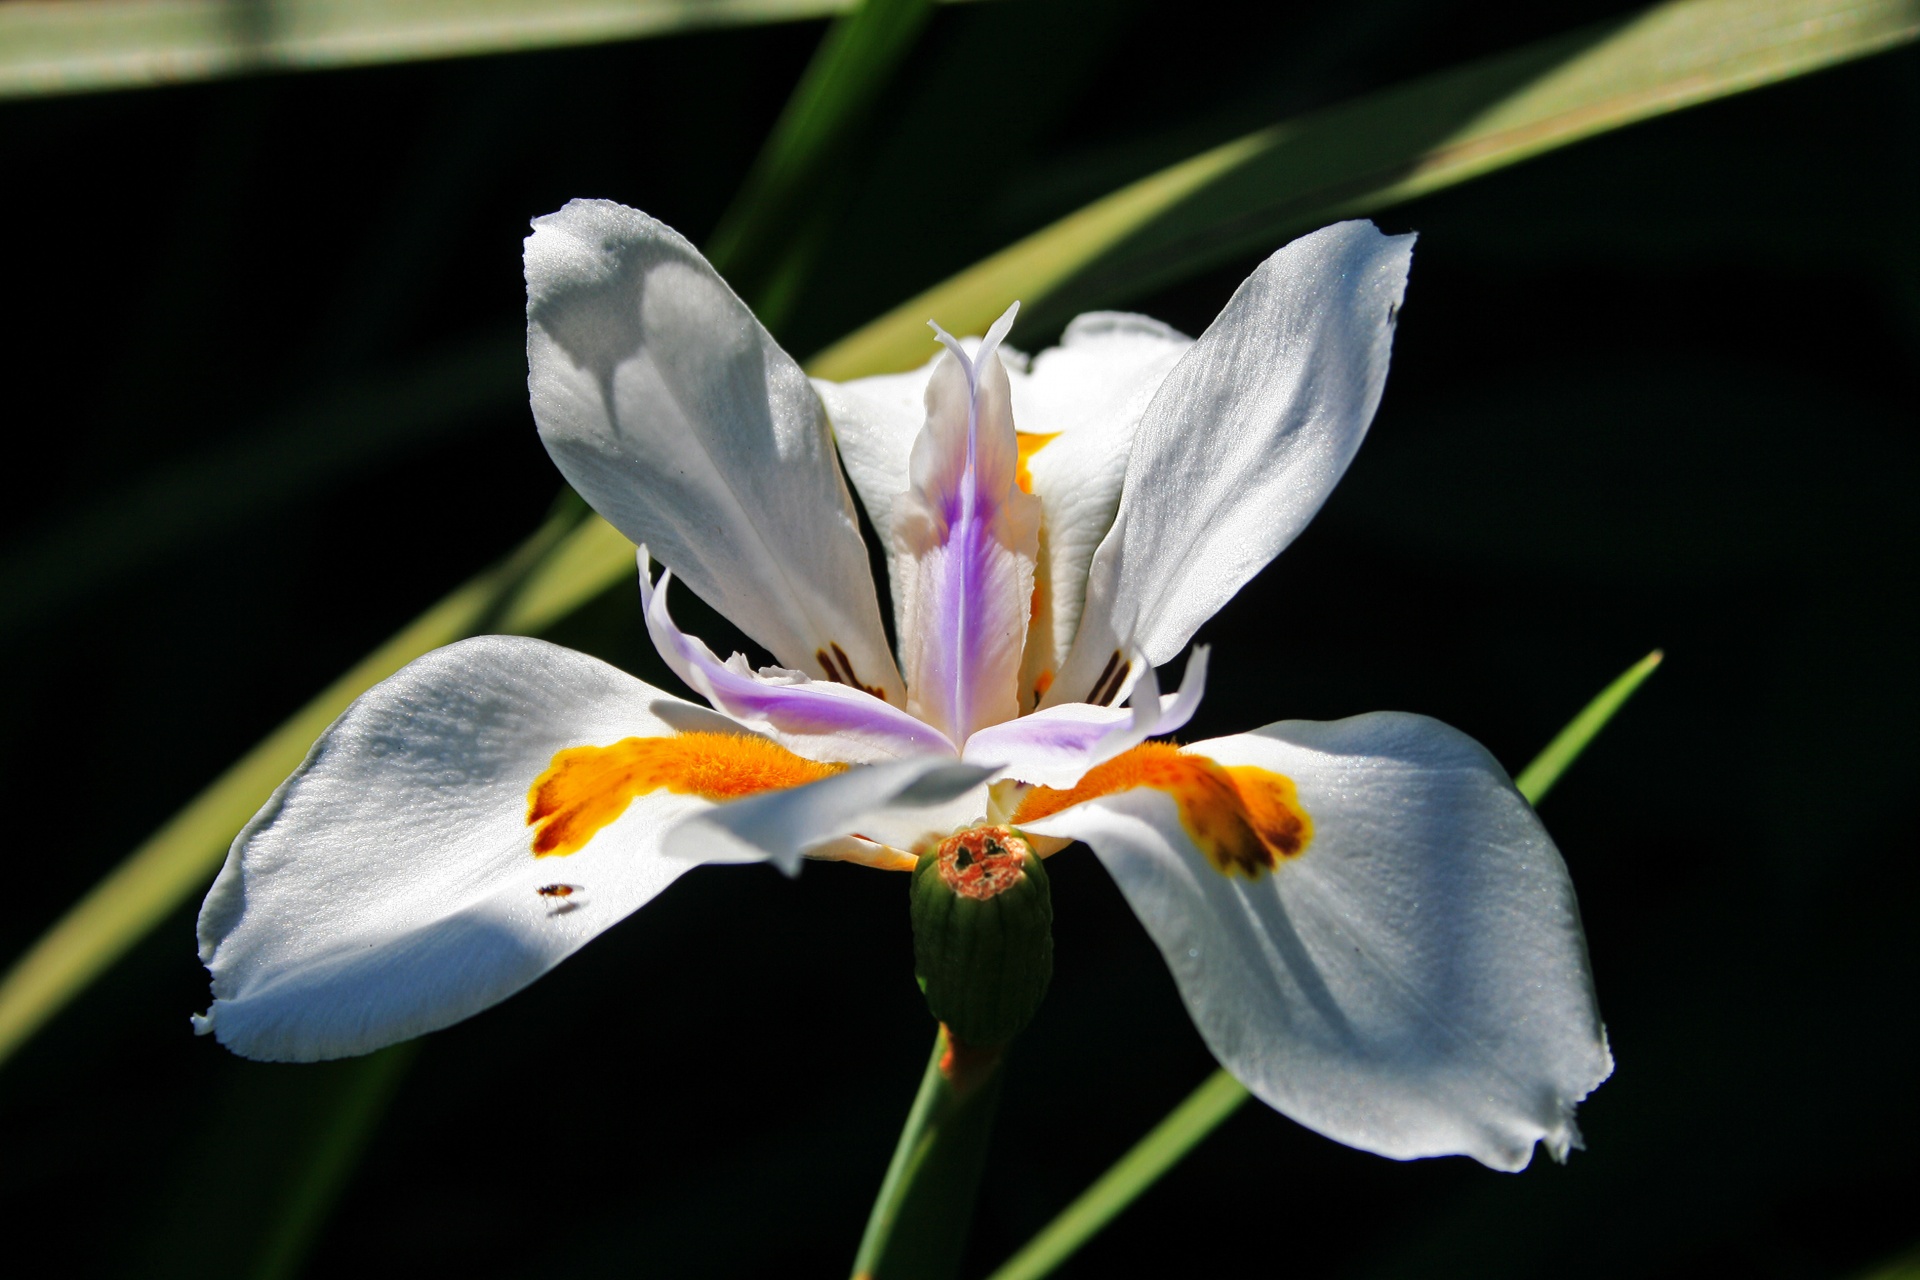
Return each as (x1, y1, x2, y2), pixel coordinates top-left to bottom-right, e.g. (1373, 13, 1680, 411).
(1515, 649, 1665, 804)
(1854, 1244, 1920, 1280)
(981, 651, 1664, 1280)
(249, 1042, 419, 1280)
(706, 0, 937, 315)
(0, 329, 524, 635)
(811, 0, 1920, 378)
(0, 0, 982, 101)
(983, 1069, 1248, 1280)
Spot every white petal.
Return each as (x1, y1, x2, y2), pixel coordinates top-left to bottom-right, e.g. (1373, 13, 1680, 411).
(1012, 314, 1193, 704)
(198, 636, 756, 1062)
(1047, 222, 1414, 706)
(526, 199, 903, 703)
(664, 759, 994, 870)
(1023, 713, 1611, 1170)
(814, 364, 931, 562)
(817, 313, 1193, 711)
(961, 647, 1208, 789)
(640, 550, 954, 764)
(890, 306, 1041, 744)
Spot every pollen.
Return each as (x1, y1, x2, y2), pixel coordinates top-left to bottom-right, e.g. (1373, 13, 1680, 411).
(1012, 742, 1312, 878)
(527, 731, 846, 857)
(1014, 432, 1059, 495)
(934, 825, 1035, 900)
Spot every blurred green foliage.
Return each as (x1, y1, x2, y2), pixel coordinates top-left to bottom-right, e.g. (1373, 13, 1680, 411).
(0, 0, 981, 98)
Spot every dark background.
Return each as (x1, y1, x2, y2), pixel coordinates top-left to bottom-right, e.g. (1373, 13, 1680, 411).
(0, 0, 1914, 1275)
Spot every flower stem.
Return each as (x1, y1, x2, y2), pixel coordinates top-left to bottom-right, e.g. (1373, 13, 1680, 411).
(983, 1068, 1248, 1280)
(851, 1026, 1005, 1280)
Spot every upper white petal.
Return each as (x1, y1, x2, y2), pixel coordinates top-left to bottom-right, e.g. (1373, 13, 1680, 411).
(816, 312, 1192, 710)
(1048, 221, 1414, 706)
(815, 362, 937, 562)
(526, 198, 904, 703)
(197, 636, 752, 1062)
(1023, 712, 1611, 1170)
(818, 314, 1187, 552)
(891, 306, 1040, 743)
(1012, 314, 1193, 696)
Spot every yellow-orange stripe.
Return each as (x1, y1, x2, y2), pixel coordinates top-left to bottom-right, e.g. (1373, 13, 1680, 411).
(527, 732, 845, 857)
(1014, 742, 1311, 877)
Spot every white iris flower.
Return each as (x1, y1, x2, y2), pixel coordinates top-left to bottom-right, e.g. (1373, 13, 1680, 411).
(194, 199, 1611, 1172)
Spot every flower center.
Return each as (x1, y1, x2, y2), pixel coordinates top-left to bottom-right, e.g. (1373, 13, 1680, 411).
(934, 825, 1035, 900)
(527, 731, 846, 857)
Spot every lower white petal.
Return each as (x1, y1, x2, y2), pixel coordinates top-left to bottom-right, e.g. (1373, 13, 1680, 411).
(197, 636, 749, 1062)
(664, 758, 994, 869)
(1023, 712, 1611, 1171)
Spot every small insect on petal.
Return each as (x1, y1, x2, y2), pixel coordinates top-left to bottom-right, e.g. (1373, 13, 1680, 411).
(536, 883, 585, 914)
(1014, 742, 1312, 877)
(527, 731, 847, 858)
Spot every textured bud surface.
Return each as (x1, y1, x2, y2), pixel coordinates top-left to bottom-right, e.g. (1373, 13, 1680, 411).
(911, 826, 1054, 1048)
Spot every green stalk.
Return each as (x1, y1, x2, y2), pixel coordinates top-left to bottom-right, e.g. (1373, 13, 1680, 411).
(982, 650, 1666, 1280)
(852, 1028, 1006, 1280)
(249, 1043, 420, 1280)
(706, 0, 936, 324)
(983, 1069, 1248, 1280)
(1514, 650, 1665, 804)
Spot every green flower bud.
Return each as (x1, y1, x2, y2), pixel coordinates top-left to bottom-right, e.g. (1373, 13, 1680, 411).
(910, 825, 1054, 1049)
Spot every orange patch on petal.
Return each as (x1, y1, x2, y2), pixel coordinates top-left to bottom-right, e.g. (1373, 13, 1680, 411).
(527, 731, 845, 858)
(1014, 432, 1059, 495)
(1012, 742, 1311, 878)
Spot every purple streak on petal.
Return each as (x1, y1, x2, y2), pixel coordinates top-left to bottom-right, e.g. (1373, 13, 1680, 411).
(897, 304, 1036, 743)
(961, 647, 1210, 788)
(639, 550, 954, 763)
